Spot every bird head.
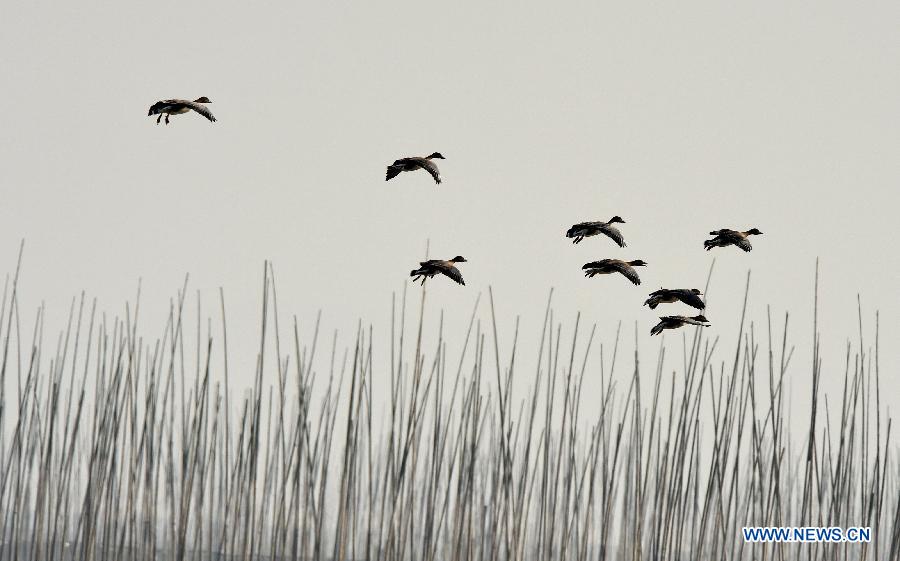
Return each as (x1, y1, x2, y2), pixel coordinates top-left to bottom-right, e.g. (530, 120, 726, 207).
(629, 260, 648, 267)
(608, 216, 626, 224)
(427, 152, 445, 160)
(746, 228, 763, 235)
(693, 315, 709, 323)
(450, 256, 467, 263)
(194, 97, 212, 103)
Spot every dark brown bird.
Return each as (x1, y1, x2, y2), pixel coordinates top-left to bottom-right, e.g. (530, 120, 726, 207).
(386, 152, 445, 184)
(644, 288, 705, 310)
(582, 259, 647, 285)
(147, 97, 216, 125)
(410, 256, 466, 285)
(566, 216, 627, 246)
(650, 314, 710, 336)
(704, 228, 762, 252)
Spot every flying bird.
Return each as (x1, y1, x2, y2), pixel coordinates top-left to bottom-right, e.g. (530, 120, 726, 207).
(148, 97, 216, 125)
(650, 314, 710, 336)
(566, 216, 627, 246)
(386, 153, 445, 184)
(410, 256, 467, 285)
(582, 259, 647, 285)
(644, 288, 705, 310)
(704, 228, 762, 252)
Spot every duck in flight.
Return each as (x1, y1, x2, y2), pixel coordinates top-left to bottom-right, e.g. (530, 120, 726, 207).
(650, 314, 710, 336)
(644, 288, 705, 310)
(147, 97, 216, 125)
(410, 256, 466, 285)
(386, 152, 445, 184)
(582, 259, 647, 285)
(704, 228, 762, 252)
(566, 216, 627, 246)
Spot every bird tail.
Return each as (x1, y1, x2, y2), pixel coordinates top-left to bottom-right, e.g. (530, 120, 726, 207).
(386, 166, 402, 181)
(703, 239, 716, 250)
(644, 297, 658, 309)
(650, 323, 664, 336)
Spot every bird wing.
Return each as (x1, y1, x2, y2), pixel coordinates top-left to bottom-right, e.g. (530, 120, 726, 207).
(674, 290, 705, 310)
(599, 225, 626, 247)
(734, 237, 753, 252)
(184, 100, 217, 122)
(418, 158, 442, 184)
(438, 264, 465, 285)
(612, 262, 641, 285)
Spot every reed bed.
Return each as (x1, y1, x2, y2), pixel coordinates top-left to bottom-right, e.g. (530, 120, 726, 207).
(0, 258, 895, 561)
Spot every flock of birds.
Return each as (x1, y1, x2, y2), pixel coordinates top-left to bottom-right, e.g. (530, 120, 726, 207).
(147, 96, 764, 337)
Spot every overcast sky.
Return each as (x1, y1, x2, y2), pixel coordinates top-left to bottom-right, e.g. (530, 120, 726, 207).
(1, 0, 897, 408)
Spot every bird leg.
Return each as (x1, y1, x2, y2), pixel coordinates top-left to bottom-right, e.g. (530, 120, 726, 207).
(165, 115, 170, 125)
(156, 114, 162, 125)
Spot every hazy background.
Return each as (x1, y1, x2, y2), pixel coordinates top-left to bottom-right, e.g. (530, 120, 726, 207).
(0, 0, 897, 405)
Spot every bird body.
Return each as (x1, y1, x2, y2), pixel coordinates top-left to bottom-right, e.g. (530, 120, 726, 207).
(410, 256, 466, 285)
(566, 216, 626, 246)
(644, 288, 705, 310)
(704, 228, 762, 252)
(582, 259, 647, 285)
(386, 152, 445, 184)
(650, 314, 710, 336)
(147, 97, 216, 125)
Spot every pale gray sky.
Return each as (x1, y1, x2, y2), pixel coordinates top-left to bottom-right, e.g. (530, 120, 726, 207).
(1, 0, 897, 403)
